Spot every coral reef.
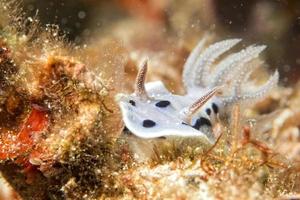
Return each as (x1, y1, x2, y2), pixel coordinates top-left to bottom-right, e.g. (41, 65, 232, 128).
(0, 1, 127, 199)
(0, 1, 299, 200)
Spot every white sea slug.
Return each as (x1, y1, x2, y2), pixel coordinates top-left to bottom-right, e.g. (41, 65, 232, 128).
(116, 38, 279, 144)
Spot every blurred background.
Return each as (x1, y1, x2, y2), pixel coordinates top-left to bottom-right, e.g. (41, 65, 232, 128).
(22, 0, 300, 84)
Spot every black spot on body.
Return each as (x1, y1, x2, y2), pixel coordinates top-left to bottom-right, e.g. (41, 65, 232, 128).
(123, 126, 133, 135)
(212, 103, 219, 114)
(158, 136, 167, 139)
(143, 119, 156, 128)
(206, 108, 211, 115)
(123, 126, 129, 132)
(129, 100, 136, 106)
(182, 122, 189, 126)
(192, 117, 212, 130)
(155, 100, 170, 108)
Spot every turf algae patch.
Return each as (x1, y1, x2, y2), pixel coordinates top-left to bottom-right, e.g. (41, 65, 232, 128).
(0, 1, 127, 199)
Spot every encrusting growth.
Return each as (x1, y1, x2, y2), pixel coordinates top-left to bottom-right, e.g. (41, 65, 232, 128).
(0, 1, 126, 199)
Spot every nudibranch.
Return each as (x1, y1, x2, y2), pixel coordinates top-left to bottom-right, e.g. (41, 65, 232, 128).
(116, 38, 279, 144)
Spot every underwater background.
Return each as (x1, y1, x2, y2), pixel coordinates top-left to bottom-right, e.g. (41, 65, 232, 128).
(0, 0, 300, 199)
